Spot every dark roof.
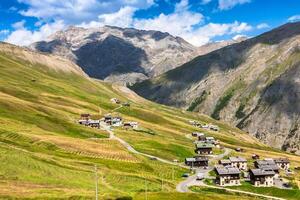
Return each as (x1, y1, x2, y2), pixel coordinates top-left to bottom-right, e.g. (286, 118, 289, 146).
(185, 156, 208, 162)
(195, 156, 209, 161)
(185, 158, 195, 162)
(229, 156, 247, 162)
(274, 158, 290, 163)
(215, 166, 240, 175)
(195, 142, 214, 148)
(250, 168, 275, 176)
(255, 159, 279, 171)
(219, 159, 231, 164)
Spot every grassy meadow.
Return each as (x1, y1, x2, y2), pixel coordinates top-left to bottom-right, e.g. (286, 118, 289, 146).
(0, 43, 299, 199)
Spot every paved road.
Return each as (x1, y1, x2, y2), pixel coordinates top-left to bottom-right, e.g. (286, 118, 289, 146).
(175, 147, 286, 200)
(176, 147, 231, 193)
(100, 122, 189, 168)
(101, 123, 285, 200)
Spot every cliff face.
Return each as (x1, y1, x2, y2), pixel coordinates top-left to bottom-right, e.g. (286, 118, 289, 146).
(31, 26, 197, 84)
(132, 22, 300, 154)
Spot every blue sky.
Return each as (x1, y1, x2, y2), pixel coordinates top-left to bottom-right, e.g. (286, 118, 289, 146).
(0, 0, 300, 46)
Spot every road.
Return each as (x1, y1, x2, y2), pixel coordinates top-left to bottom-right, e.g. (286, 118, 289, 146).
(175, 147, 285, 200)
(100, 122, 285, 200)
(176, 147, 231, 193)
(100, 122, 189, 168)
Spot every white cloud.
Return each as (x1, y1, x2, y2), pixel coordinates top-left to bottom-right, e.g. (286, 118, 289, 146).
(5, 0, 253, 47)
(17, 0, 154, 24)
(12, 20, 26, 29)
(80, 6, 136, 28)
(288, 15, 300, 22)
(232, 34, 247, 40)
(133, 8, 203, 40)
(182, 21, 252, 46)
(218, 0, 251, 10)
(256, 23, 270, 29)
(0, 30, 10, 35)
(5, 20, 65, 46)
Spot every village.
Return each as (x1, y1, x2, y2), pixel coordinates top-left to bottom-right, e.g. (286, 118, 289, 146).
(77, 97, 296, 195)
(78, 98, 139, 130)
(183, 120, 293, 190)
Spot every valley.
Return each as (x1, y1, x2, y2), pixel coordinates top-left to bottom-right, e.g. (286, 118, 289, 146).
(132, 22, 300, 155)
(0, 42, 299, 199)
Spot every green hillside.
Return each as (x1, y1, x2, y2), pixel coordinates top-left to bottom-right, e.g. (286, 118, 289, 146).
(0, 43, 299, 199)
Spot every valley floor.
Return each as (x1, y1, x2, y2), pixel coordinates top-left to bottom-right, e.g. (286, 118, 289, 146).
(0, 46, 299, 199)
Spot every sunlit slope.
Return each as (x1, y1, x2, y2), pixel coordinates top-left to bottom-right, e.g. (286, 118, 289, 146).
(0, 42, 299, 199)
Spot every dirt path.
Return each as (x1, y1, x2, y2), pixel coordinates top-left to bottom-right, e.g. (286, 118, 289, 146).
(100, 122, 189, 168)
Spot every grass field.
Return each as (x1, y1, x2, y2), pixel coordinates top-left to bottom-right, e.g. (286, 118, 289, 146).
(0, 43, 299, 199)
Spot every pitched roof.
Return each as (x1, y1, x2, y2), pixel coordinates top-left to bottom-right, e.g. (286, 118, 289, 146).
(274, 158, 290, 163)
(195, 142, 214, 148)
(250, 168, 275, 176)
(255, 159, 279, 171)
(219, 159, 232, 164)
(185, 158, 195, 162)
(215, 166, 240, 175)
(229, 156, 247, 162)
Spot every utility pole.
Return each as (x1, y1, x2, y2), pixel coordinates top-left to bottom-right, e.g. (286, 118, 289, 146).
(161, 178, 163, 191)
(95, 165, 98, 200)
(144, 178, 148, 200)
(172, 165, 174, 181)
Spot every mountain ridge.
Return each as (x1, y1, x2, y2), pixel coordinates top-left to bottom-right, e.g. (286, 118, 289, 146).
(30, 25, 197, 84)
(132, 22, 300, 154)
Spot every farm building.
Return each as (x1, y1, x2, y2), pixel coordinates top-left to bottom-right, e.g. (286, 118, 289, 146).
(219, 159, 232, 167)
(195, 142, 214, 155)
(88, 120, 100, 128)
(80, 113, 91, 120)
(111, 117, 123, 127)
(229, 157, 247, 171)
(215, 166, 241, 186)
(205, 136, 216, 144)
(110, 98, 120, 104)
(185, 156, 208, 167)
(274, 158, 290, 171)
(254, 159, 280, 176)
(198, 134, 206, 141)
(249, 168, 275, 187)
(192, 132, 203, 137)
(78, 119, 89, 125)
(123, 122, 139, 129)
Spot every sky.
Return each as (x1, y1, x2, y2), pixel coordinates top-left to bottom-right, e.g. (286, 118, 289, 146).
(0, 0, 300, 47)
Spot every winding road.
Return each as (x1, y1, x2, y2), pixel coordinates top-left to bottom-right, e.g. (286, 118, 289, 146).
(100, 122, 189, 168)
(100, 122, 285, 200)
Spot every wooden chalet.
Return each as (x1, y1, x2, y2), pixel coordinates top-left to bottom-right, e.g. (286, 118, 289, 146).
(195, 142, 214, 154)
(219, 159, 232, 167)
(215, 166, 241, 186)
(229, 156, 247, 171)
(249, 168, 275, 187)
(185, 156, 208, 167)
(80, 113, 91, 120)
(254, 159, 280, 176)
(274, 158, 290, 171)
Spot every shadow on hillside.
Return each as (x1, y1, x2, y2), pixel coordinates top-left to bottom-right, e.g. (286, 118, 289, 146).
(74, 35, 149, 79)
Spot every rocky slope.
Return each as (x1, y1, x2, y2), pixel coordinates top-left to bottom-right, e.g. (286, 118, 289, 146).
(132, 22, 300, 154)
(30, 26, 197, 84)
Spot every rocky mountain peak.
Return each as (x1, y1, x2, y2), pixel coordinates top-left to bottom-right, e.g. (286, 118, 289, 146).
(31, 25, 199, 84)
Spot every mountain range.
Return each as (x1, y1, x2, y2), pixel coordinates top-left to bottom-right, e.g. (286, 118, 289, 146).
(132, 22, 300, 154)
(31, 26, 196, 84)
(2, 42, 292, 199)
(30, 26, 241, 84)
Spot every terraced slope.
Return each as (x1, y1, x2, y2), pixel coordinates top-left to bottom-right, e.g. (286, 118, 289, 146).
(132, 22, 300, 154)
(0, 42, 299, 199)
